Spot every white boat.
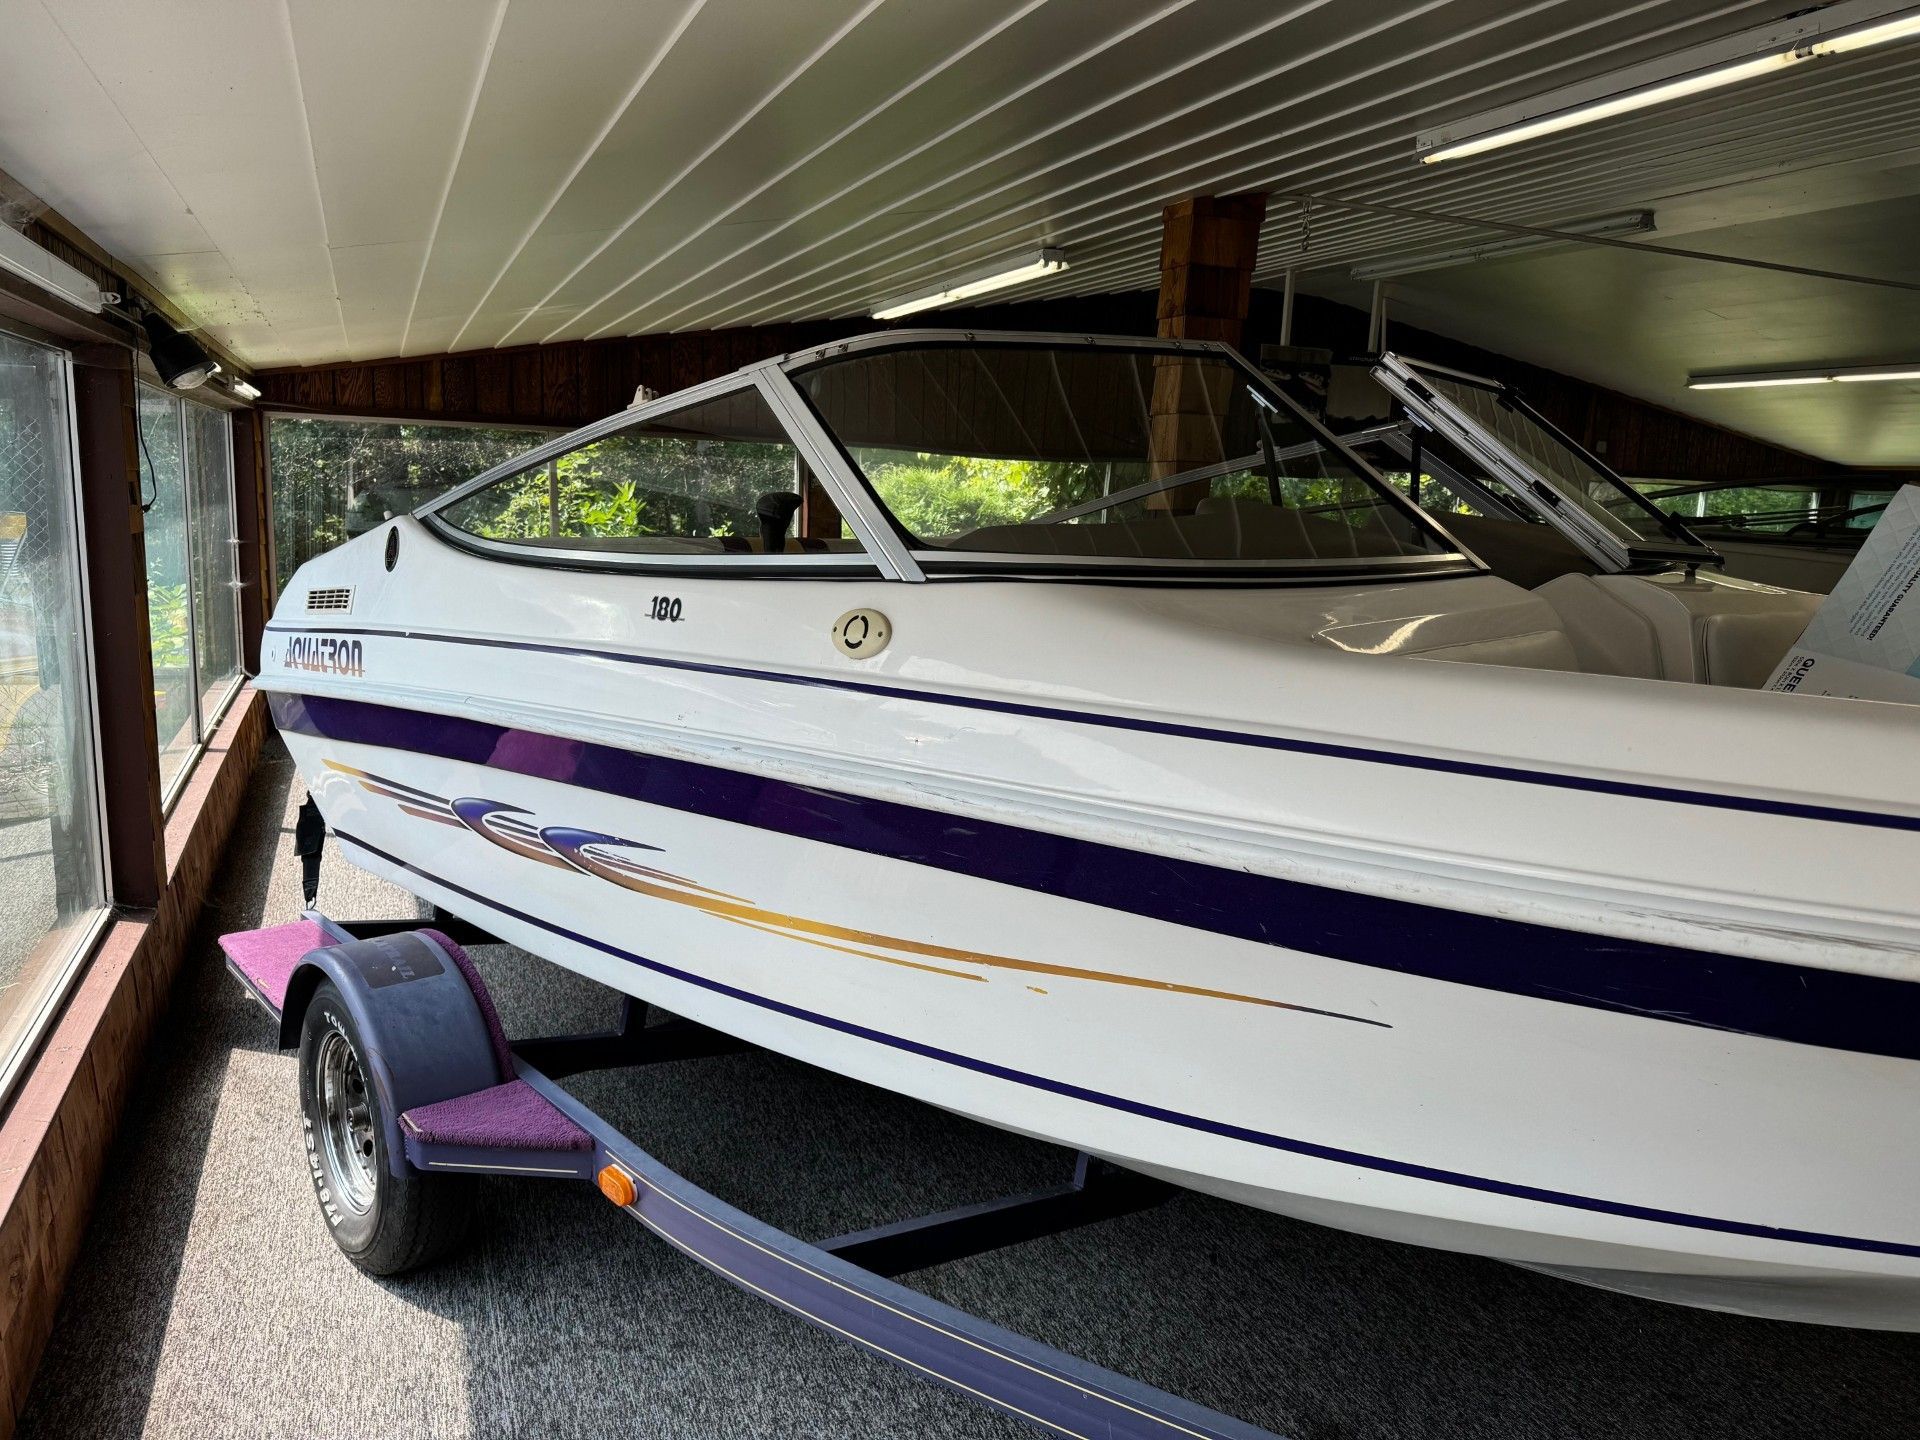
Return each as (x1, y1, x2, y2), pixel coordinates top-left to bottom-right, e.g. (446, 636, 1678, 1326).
(259, 330, 1920, 1330)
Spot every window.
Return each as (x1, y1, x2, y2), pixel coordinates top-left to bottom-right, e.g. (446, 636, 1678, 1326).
(793, 343, 1459, 571)
(1407, 365, 1697, 553)
(1634, 481, 1824, 532)
(0, 328, 105, 1101)
(1344, 423, 1600, 588)
(138, 389, 194, 784)
(270, 417, 556, 591)
(435, 386, 866, 561)
(189, 403, 240, 711)
(1345, 425, 1543, 526)
(138, 387, 242, 797)
(1630, 482, 1892, 541)
(1846, 491, 1895, 530)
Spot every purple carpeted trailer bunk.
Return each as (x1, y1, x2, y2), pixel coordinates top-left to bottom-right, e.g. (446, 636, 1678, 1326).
(220, 912, 1284, 1440)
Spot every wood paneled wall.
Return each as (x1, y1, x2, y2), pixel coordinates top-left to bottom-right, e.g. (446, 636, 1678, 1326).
(255, 288, 1839, 483)
(259, 321, 847, 429)
(0, 693, 266, 1438)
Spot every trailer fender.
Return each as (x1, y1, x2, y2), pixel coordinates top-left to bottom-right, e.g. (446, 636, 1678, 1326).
(277, 930, 504, 1178)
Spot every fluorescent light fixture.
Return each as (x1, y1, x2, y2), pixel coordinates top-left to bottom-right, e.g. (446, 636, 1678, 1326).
(872, 248, 1067, 320)
(1810, 10, 1920, 51)
(1418, 1, 1920, 164)
(1688, 361, 1920, 389)
(0, 223, 104, 313)
(1351, 211, 1654, 280)
(1688, 374, 1832, 390)
(229, 377, 262, 401)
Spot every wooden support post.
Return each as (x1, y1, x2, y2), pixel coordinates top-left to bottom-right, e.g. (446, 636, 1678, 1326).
(799, 471, 844, 542)
(1149, 193, 1266, 513)
(1154, 193, 1267, 345)
(69, 344, 165, 909)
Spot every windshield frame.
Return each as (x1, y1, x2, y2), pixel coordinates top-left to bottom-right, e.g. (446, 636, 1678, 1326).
(1371, 353, 1719, 574)
(783, 332, 1485, 584)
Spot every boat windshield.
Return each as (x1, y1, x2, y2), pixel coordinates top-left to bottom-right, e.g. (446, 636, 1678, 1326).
(1633, 480, 1892, 544)
(1396, 361, 1709, 560)
(791, 342, 1467, 573)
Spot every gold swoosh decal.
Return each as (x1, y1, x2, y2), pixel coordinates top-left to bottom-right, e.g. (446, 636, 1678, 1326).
(328, 755, 1386, 1027)
(574, 862, 1355, 1019)
(725, 917, 986, 983)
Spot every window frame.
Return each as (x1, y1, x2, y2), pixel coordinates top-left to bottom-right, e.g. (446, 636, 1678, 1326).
(781, 331, 1485, 585)
(189, 396, 244, 725)
(138, 383, 245, 813)
(0, 324, 112, 1111)
(1371, 353, 1719, 574)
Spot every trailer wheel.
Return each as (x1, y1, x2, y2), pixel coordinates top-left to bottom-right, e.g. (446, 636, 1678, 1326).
(297, 981, 469, 1274)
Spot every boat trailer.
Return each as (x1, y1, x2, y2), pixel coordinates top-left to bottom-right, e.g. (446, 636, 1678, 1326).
(220, 913, 1286, 1440)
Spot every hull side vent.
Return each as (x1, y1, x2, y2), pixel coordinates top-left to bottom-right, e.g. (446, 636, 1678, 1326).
(305, 586, 354, 613)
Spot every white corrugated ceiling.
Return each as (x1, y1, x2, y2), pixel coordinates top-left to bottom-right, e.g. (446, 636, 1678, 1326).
(1, 0, 1918, 461)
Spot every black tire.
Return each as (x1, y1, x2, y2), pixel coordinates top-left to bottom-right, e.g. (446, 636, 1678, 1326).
(297, 981, 470, 1274)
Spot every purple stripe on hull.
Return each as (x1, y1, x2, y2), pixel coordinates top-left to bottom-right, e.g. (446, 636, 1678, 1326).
(356, 828, 1920, 1261)
(273, 689, 1920, 1065)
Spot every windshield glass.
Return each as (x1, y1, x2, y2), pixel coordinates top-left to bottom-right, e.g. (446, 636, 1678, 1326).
(792, 343, 1464, 570)
(1633, 480, 1888, 543)
(1407, 363, 1698, 552)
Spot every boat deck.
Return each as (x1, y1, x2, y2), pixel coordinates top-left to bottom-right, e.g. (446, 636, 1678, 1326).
(17, 738, 1920, 1440)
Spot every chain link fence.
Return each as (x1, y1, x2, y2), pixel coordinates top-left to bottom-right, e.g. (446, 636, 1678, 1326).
(0, 384, 59, 825)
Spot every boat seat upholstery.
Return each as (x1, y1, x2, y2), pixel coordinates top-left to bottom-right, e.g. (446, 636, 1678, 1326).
(953, 500, 1410, 562)
(1535, 573, 1817, 686)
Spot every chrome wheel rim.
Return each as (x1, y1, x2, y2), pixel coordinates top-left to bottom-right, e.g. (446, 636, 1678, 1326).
(317, 1029, 378, 1214)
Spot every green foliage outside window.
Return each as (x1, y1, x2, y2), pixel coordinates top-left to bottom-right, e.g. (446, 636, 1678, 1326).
(858, 454, 1094, 539)
(445, 436, 783, 544)
(863, 450, 1393, 539)
(146, 582, 189, 671)
(269, 418, 553, 588)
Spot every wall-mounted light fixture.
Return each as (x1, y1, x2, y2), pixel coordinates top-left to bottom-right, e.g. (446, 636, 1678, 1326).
(872, 248, 1067, 320)
(1688, 361, 1920, 389)
(1417, 1, 1920, 164)
(140, 308, 221, 390)
(1350, 211, 1654, 280)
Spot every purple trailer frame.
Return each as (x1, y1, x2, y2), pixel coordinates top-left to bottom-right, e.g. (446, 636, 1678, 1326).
(223, 911, 1287, 1440)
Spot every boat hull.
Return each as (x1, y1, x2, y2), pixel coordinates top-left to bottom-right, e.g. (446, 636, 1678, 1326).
(275, 696, 1920, 1330)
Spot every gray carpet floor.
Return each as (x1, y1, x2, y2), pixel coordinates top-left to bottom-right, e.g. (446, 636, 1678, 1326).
(18, 737, 1920, 1439)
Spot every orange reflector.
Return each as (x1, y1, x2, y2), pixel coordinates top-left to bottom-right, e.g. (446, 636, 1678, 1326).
(596, 1165, 637, 1208)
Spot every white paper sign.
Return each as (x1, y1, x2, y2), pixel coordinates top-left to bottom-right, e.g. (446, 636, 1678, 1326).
(1765, 485, 1920, 702)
